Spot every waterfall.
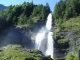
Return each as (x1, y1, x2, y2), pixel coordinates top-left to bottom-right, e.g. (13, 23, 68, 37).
(35, 13, 53, 58)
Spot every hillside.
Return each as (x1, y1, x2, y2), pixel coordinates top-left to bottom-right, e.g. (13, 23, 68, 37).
(0, 4, 7, 10)
(53, 0, 80, 59)
(54, 16, 80, 58)
(0, 44, 52, 60)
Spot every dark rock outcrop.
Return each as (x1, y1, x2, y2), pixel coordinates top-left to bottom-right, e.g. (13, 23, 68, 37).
(53, 30, 80, 58)
(53, 32, 69, 58)
(0, 26, 34, 49)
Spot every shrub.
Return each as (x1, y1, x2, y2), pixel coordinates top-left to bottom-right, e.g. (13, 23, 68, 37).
(0, 45, 52, 60)
(65, 52, 78, 60)
(54, 28, 61, 34)
(58, 38, 68, 44)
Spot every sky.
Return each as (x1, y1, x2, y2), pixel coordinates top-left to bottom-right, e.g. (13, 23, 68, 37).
(0, 0, 60, 12)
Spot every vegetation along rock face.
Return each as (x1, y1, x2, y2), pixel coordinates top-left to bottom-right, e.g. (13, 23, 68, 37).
(53, 0, 80, 59)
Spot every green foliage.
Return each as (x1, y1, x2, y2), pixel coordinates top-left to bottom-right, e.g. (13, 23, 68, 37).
(53, 0, 80, 21)
(31, 3, 50, 20)
(0, 44, 52, 60)
(62, 16, 80, 32)
(58, 38, 68, 44)
(53, 0, 66, 19)
(54, 28, 61, 34)
(0, 2, 50, 32)
(0, 50, 27, 60)
(32, 17, 40, 23)
(65, 52, 78, 60)
(54, 16, 80, 38)
(18, 13, 27, 25)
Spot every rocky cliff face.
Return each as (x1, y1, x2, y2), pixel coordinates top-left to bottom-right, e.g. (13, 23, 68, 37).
(53, 29, 80, 58)
(0, 26, 34, 49)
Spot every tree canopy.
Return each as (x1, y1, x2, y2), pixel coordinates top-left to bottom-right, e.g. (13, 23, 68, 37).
(0, 2, 50, 32)
(53, 0, 80, 20)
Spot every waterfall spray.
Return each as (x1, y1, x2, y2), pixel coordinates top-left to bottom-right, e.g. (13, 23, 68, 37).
(35, 13, 53, 58)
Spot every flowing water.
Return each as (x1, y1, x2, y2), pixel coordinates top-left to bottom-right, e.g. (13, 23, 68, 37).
(35, 13, 53, 58)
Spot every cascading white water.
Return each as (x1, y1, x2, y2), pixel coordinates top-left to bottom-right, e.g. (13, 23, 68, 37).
(35, 13, 53, 58)
(45, 32, 53, 58)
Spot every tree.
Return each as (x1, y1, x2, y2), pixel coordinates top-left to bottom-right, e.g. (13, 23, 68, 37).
(53, 0, 66, 19)
(64, 0, 77, 19)
(0, 1, 51, 32)
(45, 2, 51, 14)
(18, 13, 27, 25)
